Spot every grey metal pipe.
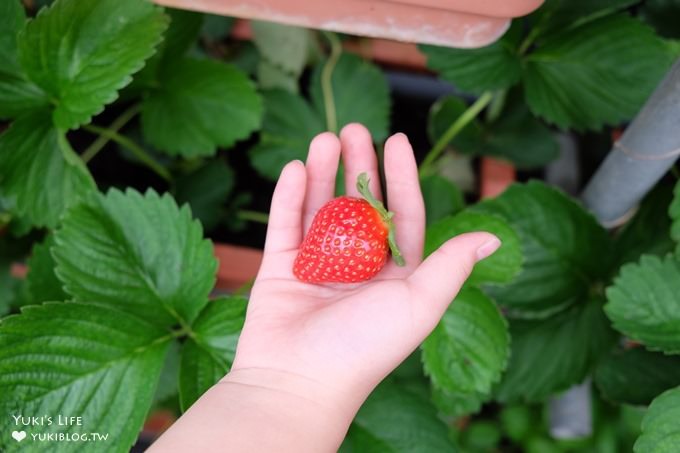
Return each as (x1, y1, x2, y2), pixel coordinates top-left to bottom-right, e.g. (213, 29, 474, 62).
(581, 58, 680, 226)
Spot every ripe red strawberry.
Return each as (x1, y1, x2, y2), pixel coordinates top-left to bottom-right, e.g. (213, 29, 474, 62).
(293, 173, 404, 283)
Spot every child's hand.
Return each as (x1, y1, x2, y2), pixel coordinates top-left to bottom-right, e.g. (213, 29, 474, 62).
(150, 124, 500, 453)
(231, 125, 499, 413)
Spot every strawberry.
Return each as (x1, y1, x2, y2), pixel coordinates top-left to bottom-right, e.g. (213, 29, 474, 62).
(293, 173, 404, 283)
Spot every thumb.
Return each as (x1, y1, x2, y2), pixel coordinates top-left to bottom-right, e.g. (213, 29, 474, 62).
(408, 232, 501, 325)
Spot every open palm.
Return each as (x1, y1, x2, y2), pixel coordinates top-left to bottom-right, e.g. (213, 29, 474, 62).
(230, 124, 500, 409)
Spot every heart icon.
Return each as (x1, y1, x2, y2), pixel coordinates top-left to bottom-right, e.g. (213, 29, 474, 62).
(12, 431, 26, 442)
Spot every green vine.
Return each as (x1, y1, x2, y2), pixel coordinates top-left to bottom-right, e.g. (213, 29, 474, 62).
(321, 31, 342, 133)
(82, 124, 171, 182)
(419, 91, 494, 177)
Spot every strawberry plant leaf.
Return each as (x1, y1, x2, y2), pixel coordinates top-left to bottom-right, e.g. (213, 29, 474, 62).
(614, 184, 675, 267)
(174, 159, 235, 231)
(425, 211, 522, 286)
(141, 57, 262, 157)
(202, 15, 235, 41)
(257, 59, 299, 93)
(249, 89, 325, 180)
(420, 175, 465, 226)
(251, 20, 311, 76)
(670, 180, 680, 255)
(340, 380, 456, 452)
(422, 287, 510, 395)
(605, 255, 680, 354)
(0, 0, 47, 119)
(523, 15, 673, 130)
(473, 181, 613, 317)
(160, 9, 204, 66)
(0, 302, 170, 453)
(635, 386, 680, 452)
(495, 297, 616, 402)
(420, 23, 523, 95)
(0, 111, 96, 228)
(53, 189, 217, 328)
(640, 0, 680, 39)
(18, 0, 168, 130)
(310, 53, 391, 141)
(179, 296, 247, 411)
(153, 340, 181, 404)
(428, 95, 559, 168)
(530, 0, 638, 36)
(474, 102, 559, 169)
(595, 347, 680, 406)
(25, 235, 68, 304)
(432, 386, 485, 418)
(427, 95, 482, 153)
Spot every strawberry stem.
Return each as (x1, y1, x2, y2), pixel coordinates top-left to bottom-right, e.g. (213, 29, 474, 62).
(356, 172, 405, 266)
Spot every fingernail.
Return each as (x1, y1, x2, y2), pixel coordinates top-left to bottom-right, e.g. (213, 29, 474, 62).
(476, 236, 501, 261)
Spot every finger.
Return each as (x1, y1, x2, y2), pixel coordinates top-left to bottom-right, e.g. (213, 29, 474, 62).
(383, 133, 425, 275)
(303, 132, 341, 232)
(262, 160, 307, 255)
(340, 123, 381, 200)
(408, 232, 501, 326)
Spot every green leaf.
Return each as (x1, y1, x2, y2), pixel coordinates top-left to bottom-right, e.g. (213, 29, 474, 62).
(605, 255, 680, 354)
(201, 14, 235, 41)
(420, 175, 465, 226)
(461, 421, 502, 451)
(257, 59, 299, 93)
(595, 347, 680, 406)
(428, 95, 560, 168)
(0, 111, 96, 228)
(25, 235, 68, 304)
(341, 380, 456, 452)
(0, 0, 47, 119)
(477, 102, 559, 168)
(473, 181, 612, 317)
(153, 340, 181, 404)
(422, 287, 509, 395)
(179, 296, 246, 411)
(127, 8, 203, 93)
(420, 23, 523, 95)
(635, 386, 680, 452)
(426, 96, 482, 154)
(249, 89, 325, 180)
(523, 15, 673, 130)
(531, 0, 639, 35)
(141, 57, 262, 156)
(53, 189, 217, 328)
(0, 302, 170, 453)
(640, 0, 680, 39)
(495, 297, 616, 402)
(615, 184, 675, 267)
(431, 386, 485, 418)
(671, 180, 680, 255)
(425, 211, 522, 286)
(310, 53, 391, 141)
(18, 0, 168, 129)
(160, 8, 203, 66)
(174, 159, 235, 231)
(251, 20, 310, 75)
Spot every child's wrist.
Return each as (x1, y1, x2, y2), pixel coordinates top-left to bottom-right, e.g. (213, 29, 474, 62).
(217, 368, 362, 449)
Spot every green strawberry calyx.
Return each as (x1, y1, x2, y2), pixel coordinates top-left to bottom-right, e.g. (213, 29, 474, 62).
(356, 172, 405, 267)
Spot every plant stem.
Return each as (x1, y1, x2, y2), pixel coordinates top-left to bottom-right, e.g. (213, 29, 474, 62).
(82, 124, 171, 182)
(81, 104, 142, 163)
(419, 91, 494, 177)
(486, 89, 507, 123)
(237, 210, 269, 224)
(321, 31, 342, 133)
